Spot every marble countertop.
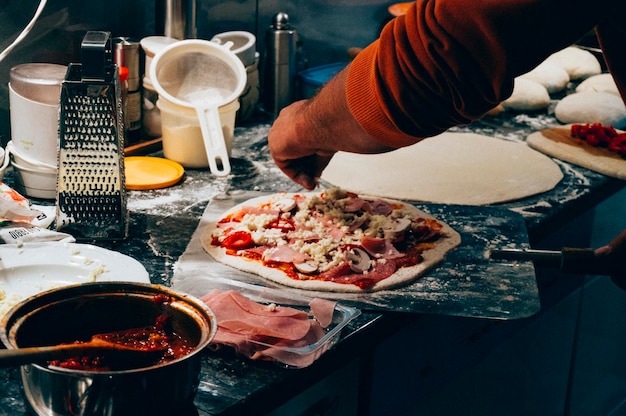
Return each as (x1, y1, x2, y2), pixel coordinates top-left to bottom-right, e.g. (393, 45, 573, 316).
(0, 109, 624, 415)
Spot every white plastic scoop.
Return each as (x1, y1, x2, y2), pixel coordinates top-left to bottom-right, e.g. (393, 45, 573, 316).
(150, 40, 246, 176)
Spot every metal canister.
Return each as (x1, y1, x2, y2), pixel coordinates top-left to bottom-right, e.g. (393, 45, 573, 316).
(263, 12, 297, 118)
(113, 37, 143, 144)
(156, 0, 197, 40)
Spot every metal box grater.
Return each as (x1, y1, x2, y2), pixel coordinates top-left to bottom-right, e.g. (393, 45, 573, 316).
(56, 31, 128, 240)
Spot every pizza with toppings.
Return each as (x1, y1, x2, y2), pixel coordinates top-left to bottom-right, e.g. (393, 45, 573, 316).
(201, 188, 461, 292)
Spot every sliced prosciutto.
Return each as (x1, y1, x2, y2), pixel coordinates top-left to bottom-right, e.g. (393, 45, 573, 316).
(201, 289, 310, 340)
(201, 289, 339, 367)
(309, 298, 337, 328)
(262, 245, 310, 264)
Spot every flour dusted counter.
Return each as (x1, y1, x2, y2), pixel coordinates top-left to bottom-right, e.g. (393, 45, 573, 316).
(0, 112, 624, 415)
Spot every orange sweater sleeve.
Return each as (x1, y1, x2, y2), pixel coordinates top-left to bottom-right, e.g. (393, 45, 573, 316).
(346, 0, 623, 148)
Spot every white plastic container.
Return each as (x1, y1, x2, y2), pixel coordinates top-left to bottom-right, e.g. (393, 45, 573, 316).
(158, 97, 239, 169)
(139, 36, 178, 85)
(9, 63, 66, 167)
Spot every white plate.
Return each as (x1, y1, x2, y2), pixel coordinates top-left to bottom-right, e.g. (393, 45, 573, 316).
(0, 242, 150, 319)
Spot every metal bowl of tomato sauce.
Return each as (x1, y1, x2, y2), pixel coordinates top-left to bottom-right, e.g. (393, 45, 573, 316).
(0, 282, 217, 415)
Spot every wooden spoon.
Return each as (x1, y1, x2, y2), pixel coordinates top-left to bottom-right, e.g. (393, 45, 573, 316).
(0, 333, 168, 369)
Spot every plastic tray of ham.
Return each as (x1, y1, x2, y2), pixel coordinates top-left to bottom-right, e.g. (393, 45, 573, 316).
(174, 276, 361, 368)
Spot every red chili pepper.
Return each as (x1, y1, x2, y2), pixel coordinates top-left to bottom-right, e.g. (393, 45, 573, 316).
(221, 231, 254, 250)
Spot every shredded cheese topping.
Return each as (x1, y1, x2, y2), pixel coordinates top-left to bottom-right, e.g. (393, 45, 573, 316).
(213, 188, 426, 274)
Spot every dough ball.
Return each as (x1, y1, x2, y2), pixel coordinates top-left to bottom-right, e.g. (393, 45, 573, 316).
(554, 91, 626, 128)
(544, 46, 601, 81)
(520, 61, 570, 93)
(575, 73, 619, 96)
(502, 78, 550, 111)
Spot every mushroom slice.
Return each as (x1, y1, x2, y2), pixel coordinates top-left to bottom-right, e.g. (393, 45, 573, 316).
(295, 261, 318, 274)
(382, 217, 412, 239)
(274, 197, 297, 212)
(346, 247, 372, 273)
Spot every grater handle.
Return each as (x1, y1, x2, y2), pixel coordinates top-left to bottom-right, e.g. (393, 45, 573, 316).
(195, 104, 231, 176)
(81, 31, 113, 82)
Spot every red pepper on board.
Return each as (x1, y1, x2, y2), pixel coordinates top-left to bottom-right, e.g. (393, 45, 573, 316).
(571, 123, 626, 158)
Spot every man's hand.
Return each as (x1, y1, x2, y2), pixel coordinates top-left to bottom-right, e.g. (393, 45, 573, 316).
(268, 66, 394, 190)
(268, 101, 335, 190)
(594, 228, 626, 289)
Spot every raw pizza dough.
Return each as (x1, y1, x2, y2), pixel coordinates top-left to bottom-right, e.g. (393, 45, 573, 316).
(520, 61, 570, 94)
(544, 46, 601, 81)
(554, 91, 626, 128)
(575, 73, 619, 96)
(502, 78, 550, 111)
(527, 126, 626, 180)
(201, 192, 461, 293)
(321, 132, 563, 205)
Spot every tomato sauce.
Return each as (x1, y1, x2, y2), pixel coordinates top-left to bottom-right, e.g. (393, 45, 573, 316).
(47, 314, 196, 371)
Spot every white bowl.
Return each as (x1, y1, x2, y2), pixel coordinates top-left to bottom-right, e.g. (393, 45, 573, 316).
(11, 159, 56, 200)
(0, 146, 8, 181)
(211, 31, 257, 67)
(6, 140, 57, 171)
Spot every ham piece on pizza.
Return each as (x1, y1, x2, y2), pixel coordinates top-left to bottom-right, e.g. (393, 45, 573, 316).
(201, 188, 461, 293)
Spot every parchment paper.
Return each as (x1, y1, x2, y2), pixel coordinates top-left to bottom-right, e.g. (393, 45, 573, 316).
(172, 191, 540, 320)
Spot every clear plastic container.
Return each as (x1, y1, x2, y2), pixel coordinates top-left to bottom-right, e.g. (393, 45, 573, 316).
(173, 276, 361, 368)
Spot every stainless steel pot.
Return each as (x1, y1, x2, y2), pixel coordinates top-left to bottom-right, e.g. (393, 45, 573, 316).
(0, 282, 216, 416)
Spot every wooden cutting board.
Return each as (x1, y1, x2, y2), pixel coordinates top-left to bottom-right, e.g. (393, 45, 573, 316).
(527, 126, 626, 180)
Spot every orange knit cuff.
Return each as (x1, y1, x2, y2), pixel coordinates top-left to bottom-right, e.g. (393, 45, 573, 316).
(346, 41, 421, 149)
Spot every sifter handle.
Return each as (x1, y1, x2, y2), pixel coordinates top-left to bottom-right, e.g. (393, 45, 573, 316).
(195, 105, 231, 176)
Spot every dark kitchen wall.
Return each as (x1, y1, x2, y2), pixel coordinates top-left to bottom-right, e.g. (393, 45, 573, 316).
(0, 0, 392, 145)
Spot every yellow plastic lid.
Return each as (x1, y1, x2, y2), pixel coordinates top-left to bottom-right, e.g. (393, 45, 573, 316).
(125, 156, 184, 190)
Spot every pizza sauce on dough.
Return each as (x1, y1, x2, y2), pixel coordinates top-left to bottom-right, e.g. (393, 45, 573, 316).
(210, 188, 445, 290)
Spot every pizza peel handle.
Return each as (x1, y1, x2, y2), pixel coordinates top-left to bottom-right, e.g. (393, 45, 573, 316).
(490, 247, 625, 276)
